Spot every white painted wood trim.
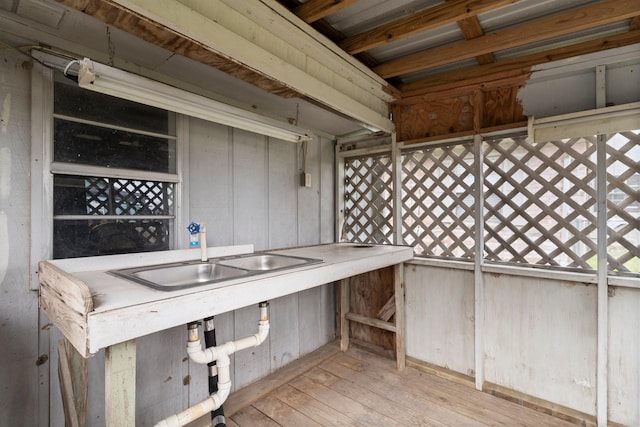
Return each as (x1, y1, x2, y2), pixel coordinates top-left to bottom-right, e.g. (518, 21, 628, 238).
(30, 63, 53, 290)
(595, 71, 608, 425)
(336, 144, 393, 159)
(394, 263, 406, 371)
(408, 258, 473, 271)
(608, 275, 640, 289)
(473, 134, 484, 391)
(530, 102, 640, 142)
(105, 340, 136, 427)
(481, 264, 598, 284)
(50, 162, 180, 183)
(175, 114, 189, 249)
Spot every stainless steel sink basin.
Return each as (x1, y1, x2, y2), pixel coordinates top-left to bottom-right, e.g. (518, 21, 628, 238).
(109, 252, 322, 291)
(217, 253, 316, 270)
(110, 262, 249, 290)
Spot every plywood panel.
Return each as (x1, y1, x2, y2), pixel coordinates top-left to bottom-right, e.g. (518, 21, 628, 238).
(347, 267, 395, 351)
(482, 86, 526, 128)
(404, 264, 475, 375)
(483, 274, 597, 415)
(393, 93, 475, 141)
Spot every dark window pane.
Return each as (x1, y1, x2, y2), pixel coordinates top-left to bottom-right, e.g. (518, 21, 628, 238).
(54, 75, 173, 135)
(54, 118, 175, 173)
(54, 175, 174, 216)
(53, 219, 171, 259)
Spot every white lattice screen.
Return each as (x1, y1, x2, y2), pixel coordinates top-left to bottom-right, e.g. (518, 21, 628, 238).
(606, 131, 640, 275)
(343, 154, 394, 244)
(483, 135, 597, 269)
(401, 142, 475, 259)
(341, 129, 639, 276)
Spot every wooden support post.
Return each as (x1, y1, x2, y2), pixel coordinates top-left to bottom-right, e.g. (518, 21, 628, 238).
(58, 338, 88, 427)
(393, 263, 406, 371)
(105, 340, 136, 427)
(340, 278, 350, 352)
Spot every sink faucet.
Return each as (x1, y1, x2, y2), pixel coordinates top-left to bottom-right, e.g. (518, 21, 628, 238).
(187, 222, 208, 262)
(199, 223, 207, 262)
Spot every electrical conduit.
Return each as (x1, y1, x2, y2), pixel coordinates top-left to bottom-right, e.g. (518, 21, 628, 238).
(155, 302, 270, 427)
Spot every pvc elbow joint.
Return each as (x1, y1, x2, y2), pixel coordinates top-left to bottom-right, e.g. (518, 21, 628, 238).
(186, 339, 215, 365)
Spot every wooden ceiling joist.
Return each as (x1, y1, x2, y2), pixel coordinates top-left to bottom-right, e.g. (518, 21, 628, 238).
(293, 0, 358, 23)
(338, 0, 517, 55)
(399, 29, 640, 96)
(373, 0, 640, 79)
(450, 6, 495, 65)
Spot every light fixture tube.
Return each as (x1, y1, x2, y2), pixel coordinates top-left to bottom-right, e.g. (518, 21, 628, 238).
(76, 58, 310, 143)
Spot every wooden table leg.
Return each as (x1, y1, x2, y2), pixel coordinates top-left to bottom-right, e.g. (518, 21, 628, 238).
(340, 278, 350, 352)
(394, 263, 405, 371)
(105, 340, 136, 427)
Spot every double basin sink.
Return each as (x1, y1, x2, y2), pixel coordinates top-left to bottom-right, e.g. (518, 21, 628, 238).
(110, 252, 323, 291)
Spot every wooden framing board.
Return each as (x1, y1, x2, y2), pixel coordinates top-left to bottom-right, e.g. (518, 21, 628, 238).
(39, 262, 93, 356)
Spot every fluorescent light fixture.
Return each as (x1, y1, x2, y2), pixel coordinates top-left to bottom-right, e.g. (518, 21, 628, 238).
(75, 58, 311, 143)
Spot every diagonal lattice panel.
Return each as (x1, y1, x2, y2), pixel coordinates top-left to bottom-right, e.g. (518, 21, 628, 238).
(606, 130, 640, 275)
(85, 178, 173, 216)
(483, 136, 597, 269)
(343, 154, 394, 244)
(401, 142, 475, 259)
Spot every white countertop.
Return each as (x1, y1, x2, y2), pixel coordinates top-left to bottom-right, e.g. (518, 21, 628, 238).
(39, 243, 414, 356)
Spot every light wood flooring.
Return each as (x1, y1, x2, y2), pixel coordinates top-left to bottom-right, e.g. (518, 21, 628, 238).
(220, 342, 580, 427)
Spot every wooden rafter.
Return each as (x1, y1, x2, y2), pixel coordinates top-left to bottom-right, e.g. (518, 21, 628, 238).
(293, 0, 358, 23)
(447, 0, 495, 66)
(373, 0, 640, 79)
(338, 0, 517, 55)
(399, 29, 640, 95)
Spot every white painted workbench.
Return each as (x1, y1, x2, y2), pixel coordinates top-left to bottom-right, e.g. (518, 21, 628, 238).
(39, 243, 413, 426)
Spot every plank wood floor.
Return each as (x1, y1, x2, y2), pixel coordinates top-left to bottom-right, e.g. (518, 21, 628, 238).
(222, 343, 579, 427)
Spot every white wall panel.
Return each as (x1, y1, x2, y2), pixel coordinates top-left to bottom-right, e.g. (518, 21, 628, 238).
(188, 120, 233, 246)
(231, 130, 269, 249)
(0, 49, 41, 427)
(185, 119, 336, 409)
(483, 274, 597, 415)
(268, 140, 298, 249)
(405, 264, 475, 375)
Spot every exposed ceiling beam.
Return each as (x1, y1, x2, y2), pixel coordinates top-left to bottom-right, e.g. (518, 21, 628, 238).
(57, 0, 302, 98)
(446, 0, 495, 66)
(338, 0, 517, 55)
(373, 0, 640, 79)
(399, 29, 640, 96)
(104, 0, 394, 132)
(293, 0, 358, 23)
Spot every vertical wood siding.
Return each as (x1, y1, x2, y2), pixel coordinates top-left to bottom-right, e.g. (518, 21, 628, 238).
(0, 47, 336, 426)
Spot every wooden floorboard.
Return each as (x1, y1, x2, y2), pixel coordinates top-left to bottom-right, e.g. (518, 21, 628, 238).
(226, 342, 580, 426)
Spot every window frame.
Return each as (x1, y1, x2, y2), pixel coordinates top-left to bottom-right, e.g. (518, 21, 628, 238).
(30, 63, 188, 288)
